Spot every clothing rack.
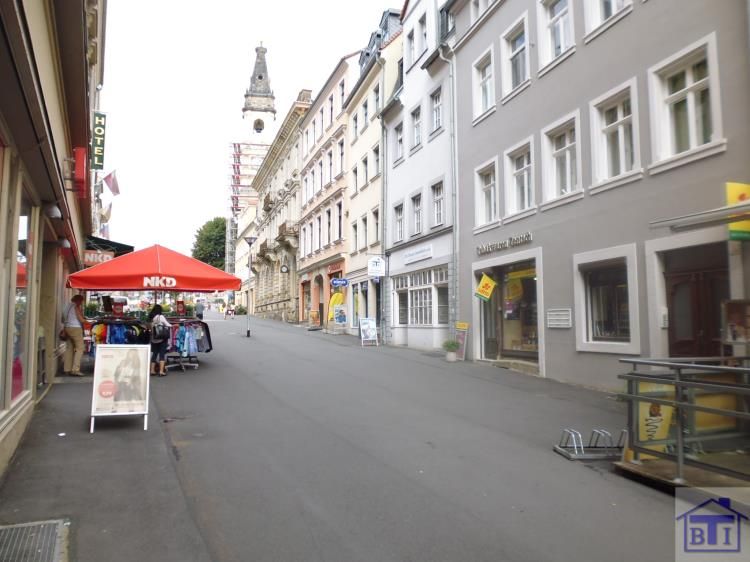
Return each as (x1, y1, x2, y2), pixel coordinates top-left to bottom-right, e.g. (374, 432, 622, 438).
(164, 317, 212, 372)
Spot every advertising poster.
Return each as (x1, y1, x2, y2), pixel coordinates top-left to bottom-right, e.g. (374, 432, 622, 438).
(309, 309, 320, 328)
(455, 321, 469, 361)
(176, 300, 186, 316)
(334, 305, 347, 325)
(359, 317, 378, 346)
(91, 345, 150, 418)
(475, 273, 497, 302)
(722, 300, 750, 344)
(726, 182, 750, 240)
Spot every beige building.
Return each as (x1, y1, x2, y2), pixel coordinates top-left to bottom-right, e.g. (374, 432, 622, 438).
(344, 10, 403, 335)
(0, 0, 107, 475)
(297, 53, 360, 328)
(251, 90, 312, 321)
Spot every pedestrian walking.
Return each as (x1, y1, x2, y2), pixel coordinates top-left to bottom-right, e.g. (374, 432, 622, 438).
(195, 300, 205, 320)
(61, 294, 86, 376)
(148, 304, 172, 376)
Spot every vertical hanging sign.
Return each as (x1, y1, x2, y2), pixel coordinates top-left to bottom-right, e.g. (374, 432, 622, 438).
(91, 112, 107, 170)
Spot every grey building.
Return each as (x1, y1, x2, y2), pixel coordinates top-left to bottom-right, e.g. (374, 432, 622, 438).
(444, 0, 750, 389)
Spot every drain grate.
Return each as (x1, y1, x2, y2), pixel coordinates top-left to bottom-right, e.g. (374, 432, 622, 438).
(0, 519, 66, 562)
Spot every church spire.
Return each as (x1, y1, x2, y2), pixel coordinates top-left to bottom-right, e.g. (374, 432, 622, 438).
(243, 44, 276, 116)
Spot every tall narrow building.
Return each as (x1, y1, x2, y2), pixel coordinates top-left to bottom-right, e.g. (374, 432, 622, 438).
(228, 44, 278, 307)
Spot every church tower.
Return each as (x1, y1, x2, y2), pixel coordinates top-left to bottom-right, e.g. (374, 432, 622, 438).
(242, 44, 277, 144)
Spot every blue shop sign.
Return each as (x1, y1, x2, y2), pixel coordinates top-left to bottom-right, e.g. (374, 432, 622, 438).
(331, 278, 349, 287)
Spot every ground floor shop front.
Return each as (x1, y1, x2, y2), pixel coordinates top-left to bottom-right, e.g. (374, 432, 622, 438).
(466, 226, 742, 390)
(298, 258, 347, 330)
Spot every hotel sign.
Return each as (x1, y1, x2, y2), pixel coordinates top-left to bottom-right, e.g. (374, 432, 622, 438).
(91, 112, 106, 170)
(476, 232, 533, 256)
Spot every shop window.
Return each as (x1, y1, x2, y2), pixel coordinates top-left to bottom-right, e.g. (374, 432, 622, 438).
(573, 244, 640, 354)
(585, 264, 629, 341)
(409, 288, 432, 325)
(437, 286, 449, 324)
(397, 291, 408, 324)
(12, 195, 33, 401)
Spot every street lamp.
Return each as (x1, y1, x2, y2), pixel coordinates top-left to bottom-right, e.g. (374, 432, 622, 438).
(244, 236, 257, 337)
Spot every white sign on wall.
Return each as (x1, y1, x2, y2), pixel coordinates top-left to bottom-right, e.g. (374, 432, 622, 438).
(403, 245, 433, 265)
(368, 256, 386, 277)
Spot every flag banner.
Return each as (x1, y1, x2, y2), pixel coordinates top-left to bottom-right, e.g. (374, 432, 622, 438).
(727, 182, 750, 240)
(475, 273, 497, 302)
(100, 202, 112, 223)
(103, 170, 120, 196)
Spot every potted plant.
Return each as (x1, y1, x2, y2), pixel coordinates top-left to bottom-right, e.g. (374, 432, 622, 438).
(443, 339, 460, 362)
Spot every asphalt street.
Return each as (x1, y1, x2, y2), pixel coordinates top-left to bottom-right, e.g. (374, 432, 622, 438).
(149, 311, 674, 562)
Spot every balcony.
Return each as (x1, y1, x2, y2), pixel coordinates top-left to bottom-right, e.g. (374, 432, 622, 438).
(276, 221, 299, 250)
(258, 240, 268, 256)
(263, 194, 273, 211)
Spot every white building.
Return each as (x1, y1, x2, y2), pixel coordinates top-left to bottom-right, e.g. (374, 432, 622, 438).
(343, 10, 403, 335)
(381, 0, 457, 350)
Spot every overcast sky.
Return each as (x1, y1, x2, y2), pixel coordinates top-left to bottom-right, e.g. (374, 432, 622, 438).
(100, 0, 402, 255)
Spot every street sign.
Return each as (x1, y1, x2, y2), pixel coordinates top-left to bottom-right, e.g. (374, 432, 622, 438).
(331, 278, 349, 287)
(367, 256, 385, 277)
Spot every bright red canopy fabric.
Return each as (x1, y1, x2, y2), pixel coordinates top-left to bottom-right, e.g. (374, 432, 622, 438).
(68, 244, 241, 292)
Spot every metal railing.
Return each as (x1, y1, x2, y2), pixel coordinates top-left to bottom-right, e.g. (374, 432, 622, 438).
(618, 357, 750, 483)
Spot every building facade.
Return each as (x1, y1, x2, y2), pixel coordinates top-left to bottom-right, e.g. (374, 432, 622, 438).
(381, 0, 456, 350)
(446, 0, 750, 388)
(0, 0, 107, 474)
(251, 90, 311, 321)
(343, 10, 402, 335)
(297, 53, 360, 328)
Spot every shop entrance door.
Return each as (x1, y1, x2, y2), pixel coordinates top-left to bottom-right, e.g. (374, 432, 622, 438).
(666, 269, 728, 357)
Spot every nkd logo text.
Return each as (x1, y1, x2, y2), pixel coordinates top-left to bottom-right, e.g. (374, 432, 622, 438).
(143, 276, 177, 288)
(676, 493, 748, 557)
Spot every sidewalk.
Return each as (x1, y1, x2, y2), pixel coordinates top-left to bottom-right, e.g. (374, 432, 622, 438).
(0, 377, 211, 562)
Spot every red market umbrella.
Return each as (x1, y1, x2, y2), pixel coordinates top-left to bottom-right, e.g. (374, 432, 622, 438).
(67, 244, 241, 292)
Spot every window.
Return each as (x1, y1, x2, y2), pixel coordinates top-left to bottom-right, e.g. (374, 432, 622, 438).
(418, 15, 427, 53)
(305, 130, 310, 154)
(329, 95, 334, 124)
(397, 291, 408, 324)
(573, 244, 640, 354)
(362, 216, 368, 248)
(351, 222, 358, 252)
(538, 0, 574, 68)
(362, 101, 368, 123)
(437, 286, 449, 325)
(353, 115, 359, 138)
(410, 288, 432, 325)
(471, 0, 494, 22)
(505, 140, 534, 215)
(373, 208, 380, 242)
(542, 113, 580, 201)
(648, 35, 722, 168)
(373, 145, 380, 175)
(303, 177, 310, 201)
(338, 140, 345, 175)
(395, 124, 404, 160)
(313, 121, 317, 143)
(584, 0, 631, 34)
(412, 194, 422, 234)
(407, 31, 415, 65)
(373, 85, 380, 110)
(339, 80, 345, 108)
(327, 150, 334, 184)
(319, 109, 324, 137)
(432, 182, 444, 226)
(311, 169, 316, 194)
(316, 216, 322, 250)
(301, 227, 307, 256)
(475, 161, 497, 225)
(474, 52, 494, 116)
(336, 201, 343, 240)
(501, 14, 529, 97)
(308, 221, 314, 253)
(394, 204, 404, 242)
(411, 107, 422, 147)
(317, 161, 323, 191)
(352, 165, 358, 191)
(431, 89, 442, 131)
(590, 81, 639, 186)
(326, 209, 332, 244)
(362, 156, 369, 184)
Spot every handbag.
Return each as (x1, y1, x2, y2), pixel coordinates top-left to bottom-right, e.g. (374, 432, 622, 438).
(59, 328, 68, 341)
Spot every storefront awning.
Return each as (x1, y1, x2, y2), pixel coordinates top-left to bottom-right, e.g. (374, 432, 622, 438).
(650, 200, 750, 232)
(85, 235, 134, 257)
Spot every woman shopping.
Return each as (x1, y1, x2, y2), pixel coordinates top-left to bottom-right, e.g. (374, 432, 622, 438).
(62, 294, 86, 376)
(148, 304, 172, 376)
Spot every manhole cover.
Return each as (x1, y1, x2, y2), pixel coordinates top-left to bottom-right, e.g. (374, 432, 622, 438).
(0, 519, 66, 562)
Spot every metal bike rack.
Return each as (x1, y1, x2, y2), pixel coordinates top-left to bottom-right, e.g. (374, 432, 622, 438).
(554, 428, 627, 460)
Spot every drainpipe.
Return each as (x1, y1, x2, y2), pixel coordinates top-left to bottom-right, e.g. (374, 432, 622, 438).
(438, 43, 459, 339)
(376, 56, 388, 344)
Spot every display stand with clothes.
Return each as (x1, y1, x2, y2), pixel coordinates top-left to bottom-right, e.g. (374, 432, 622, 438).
(163, 317, 212, 372)
(87, 317, 150, 356)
